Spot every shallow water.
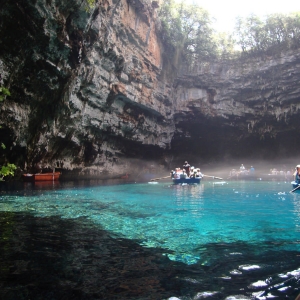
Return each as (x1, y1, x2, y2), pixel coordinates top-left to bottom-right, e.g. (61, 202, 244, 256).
(0, 179, 300, 299)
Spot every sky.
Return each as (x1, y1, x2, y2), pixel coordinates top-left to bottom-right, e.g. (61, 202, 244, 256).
(192, 0, 300, 33)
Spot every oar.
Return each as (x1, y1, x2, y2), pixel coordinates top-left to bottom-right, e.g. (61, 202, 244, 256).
(150, 175, 170, 181)
(289, 184, 300, 193)
(203, 174, 223, 180)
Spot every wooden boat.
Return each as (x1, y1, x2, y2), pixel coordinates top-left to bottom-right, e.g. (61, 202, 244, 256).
(22, 172, 61, 181)
(172, 177, 201, 184)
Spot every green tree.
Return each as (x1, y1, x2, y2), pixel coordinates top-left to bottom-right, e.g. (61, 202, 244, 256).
(0, 163, 16, 181)
(266, 14, 286, 45)
(234, 12, 300, 54)
(0, 86, 10, 101)
(284, 12, 300, 48)
(158, 0, 217, 65)
(234, 14, 266, 52)
(215, 32, 236, 59)
(83, 0, 96, 11)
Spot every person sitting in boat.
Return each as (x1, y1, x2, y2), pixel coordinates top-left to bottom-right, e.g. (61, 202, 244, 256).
(240, 164, 245, 172)
(190, 169, 196, 178)
(183, 161, 191, 176)
(195, 168, 203, 178)
(294, 165, 300, 184)
(170, 170, 175, 179)
(180, 170, 187, 179)
(229, 169, 237, 177)
(173, 168, 181, 179)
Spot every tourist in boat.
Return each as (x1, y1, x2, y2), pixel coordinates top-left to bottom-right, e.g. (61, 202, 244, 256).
(229, 169, 237, 177)
(170, 170, 175, 178)
(180, 170, 187, 179)
(183, 161, 191, 176)
(190, 169, 196, 178)
(294, 165, 300, 184)
(173, 168, 181, 179)
(195, 168, 203, 178)
(240, 164, 245, 171)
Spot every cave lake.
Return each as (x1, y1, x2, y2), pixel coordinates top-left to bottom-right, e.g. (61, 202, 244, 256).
(0, 179, 300, 300)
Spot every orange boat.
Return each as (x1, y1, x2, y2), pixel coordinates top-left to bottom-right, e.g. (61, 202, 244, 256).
(23, 172, 61, 181)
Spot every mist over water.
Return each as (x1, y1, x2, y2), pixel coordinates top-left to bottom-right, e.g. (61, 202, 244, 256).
(168, 157, 299, 180)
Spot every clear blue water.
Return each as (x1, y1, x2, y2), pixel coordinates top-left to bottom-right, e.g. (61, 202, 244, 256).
(1, 179, 300, 299)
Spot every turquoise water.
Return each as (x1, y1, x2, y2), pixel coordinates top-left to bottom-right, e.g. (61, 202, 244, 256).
(1, 179, 300, 299)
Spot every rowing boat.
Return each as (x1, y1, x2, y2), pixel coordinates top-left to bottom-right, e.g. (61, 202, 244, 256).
(22, 172, 61, 181)
(172, 177, 201, 184)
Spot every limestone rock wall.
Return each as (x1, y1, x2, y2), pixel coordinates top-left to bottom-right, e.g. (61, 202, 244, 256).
(171, 52, 300, 162)
(1, 0, 300, 176)
(0, 0, 174, 176)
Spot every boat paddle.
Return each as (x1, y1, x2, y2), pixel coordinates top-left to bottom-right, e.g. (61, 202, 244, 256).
(203, 174, 223, 180)
(150, 175, 170, 181)
(289, 184, 300, 193)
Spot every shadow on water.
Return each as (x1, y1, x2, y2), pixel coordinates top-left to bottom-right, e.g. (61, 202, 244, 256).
(0, 212, 300, 300)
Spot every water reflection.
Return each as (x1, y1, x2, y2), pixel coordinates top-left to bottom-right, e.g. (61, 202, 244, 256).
(172, 183, 204, 217)
(172, 183, 204, 201)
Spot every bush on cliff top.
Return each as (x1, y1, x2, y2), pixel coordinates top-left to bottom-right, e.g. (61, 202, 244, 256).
(234, 12, 300, 54)
(158, 0, 219, 64)
(158, 0, 300, 64)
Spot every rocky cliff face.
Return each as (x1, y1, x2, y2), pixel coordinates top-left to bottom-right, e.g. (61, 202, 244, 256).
(0, 0, 175, 177)
(172, 51, 300, 163)
(1, 0, 300, 178)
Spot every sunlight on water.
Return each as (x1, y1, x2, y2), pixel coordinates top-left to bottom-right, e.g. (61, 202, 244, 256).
(1, 180, 299, 265)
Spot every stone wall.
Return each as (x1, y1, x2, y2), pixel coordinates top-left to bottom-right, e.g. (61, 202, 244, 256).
(1, 0, 300, 177)
(171, 51, 300, 163)
(0, 0, 174, 176)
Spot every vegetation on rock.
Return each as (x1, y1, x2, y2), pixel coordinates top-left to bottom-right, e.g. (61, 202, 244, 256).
(158, 0, 300, 65)
(158, 0, 218, 65)
(0, 163, 16, 181)
(84, 0, 96, 10)
(234, 13, 300, 54)
(0, 86, 10, 102)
